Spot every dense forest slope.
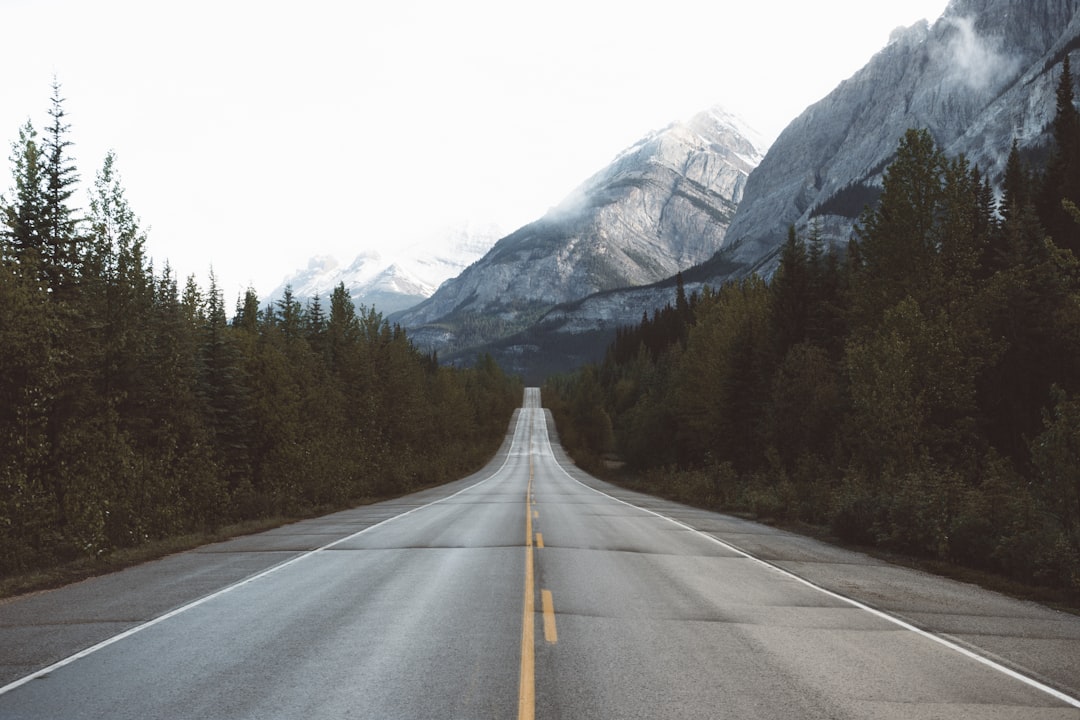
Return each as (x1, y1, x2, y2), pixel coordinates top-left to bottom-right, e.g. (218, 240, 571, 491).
(545, 61, 1080, 595)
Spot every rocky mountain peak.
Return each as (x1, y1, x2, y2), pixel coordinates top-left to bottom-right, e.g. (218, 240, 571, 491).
(393, 107, 767, 353)
(719, 0, 1080, 277)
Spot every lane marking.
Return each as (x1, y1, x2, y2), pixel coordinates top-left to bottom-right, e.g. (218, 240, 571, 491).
(0, 403, 536, 699)
(518, 408, 537, 720)
(535, 533, 544, 548)
(535, 411, 1080, 710)
(541, 589, 558, 643)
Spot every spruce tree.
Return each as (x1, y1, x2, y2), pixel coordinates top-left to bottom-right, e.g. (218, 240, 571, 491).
(771, 225, 810, 353)
(1039, 55, 1080, 254)
(3, 122, 47, 267)
(40, 80, 81, 293)
(853, 128, 946, 323)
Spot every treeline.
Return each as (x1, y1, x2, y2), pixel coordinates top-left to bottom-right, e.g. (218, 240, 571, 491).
(545, 59, 1080, 592)
(0, 84, 522, 575)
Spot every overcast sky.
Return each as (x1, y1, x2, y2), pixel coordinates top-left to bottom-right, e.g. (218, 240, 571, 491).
(2, 0, 948, 301)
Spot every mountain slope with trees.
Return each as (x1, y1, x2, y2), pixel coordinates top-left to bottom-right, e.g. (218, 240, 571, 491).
(545, 60, 1080, 595)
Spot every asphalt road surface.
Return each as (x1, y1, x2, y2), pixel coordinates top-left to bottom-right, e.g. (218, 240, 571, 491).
(1, 388, 1079, 718)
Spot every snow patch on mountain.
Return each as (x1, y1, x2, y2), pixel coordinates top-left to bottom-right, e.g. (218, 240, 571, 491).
(267, 220, 502, 314)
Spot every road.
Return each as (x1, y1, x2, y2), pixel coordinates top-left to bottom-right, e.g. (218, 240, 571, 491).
(1, 387, 1079, 718)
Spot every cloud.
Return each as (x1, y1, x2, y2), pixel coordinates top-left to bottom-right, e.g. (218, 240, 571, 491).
(940, 16, 1022, 92)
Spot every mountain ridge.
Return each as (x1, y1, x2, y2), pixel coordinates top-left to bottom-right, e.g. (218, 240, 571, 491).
(721, 0, 1080, 277)
(392, 106, 766, 353)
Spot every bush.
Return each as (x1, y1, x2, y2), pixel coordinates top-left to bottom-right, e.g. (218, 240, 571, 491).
(830, 474, 879, 545)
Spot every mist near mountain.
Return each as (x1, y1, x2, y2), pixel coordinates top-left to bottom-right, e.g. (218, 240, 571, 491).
(721, 0, 1080, 277)
(392, 107, 766, 354)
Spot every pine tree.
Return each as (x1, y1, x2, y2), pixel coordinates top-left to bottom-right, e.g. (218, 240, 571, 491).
(85, 152, 152, 413)
(305, 293, 327, 357)
(3, 121, 47, 267)
(200, 271, 252, 503)
(771, 225, 810, 353)
(40, 80, 81, 294)
(853, 128, 946, 323)
(275, 285, 303, 340)
(1039, 55, 1080, 254)
(233, 288, 261, 333)
(0, 229, 56, 570)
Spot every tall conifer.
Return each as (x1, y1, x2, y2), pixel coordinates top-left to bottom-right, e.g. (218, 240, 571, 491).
(40, 80, 80, 293)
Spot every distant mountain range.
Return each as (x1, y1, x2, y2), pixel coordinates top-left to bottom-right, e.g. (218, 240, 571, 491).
(268, 221, 501, 315)
(273, 0, 1080, 382)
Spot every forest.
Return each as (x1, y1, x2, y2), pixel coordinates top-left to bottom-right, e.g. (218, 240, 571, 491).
(545, 59, 1080, 594)
(0, 84, 522, 577)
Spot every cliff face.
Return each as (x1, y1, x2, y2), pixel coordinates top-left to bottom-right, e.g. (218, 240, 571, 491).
(393, 107, 765, 352)
(722, 0, 1080, 276)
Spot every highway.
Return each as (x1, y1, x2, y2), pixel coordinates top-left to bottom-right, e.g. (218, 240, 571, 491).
(1, 387, 1079, 718)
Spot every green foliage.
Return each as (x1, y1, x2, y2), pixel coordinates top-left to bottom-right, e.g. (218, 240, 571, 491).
(547, 88, 1080, 594)
(0, 88, 523, 577)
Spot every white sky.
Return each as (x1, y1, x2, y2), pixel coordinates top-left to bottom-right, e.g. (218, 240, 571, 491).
(1, 0, 948, 302)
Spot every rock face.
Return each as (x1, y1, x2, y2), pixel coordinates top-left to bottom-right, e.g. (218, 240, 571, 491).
(722, 0, 1080, 276)
(393, 107, 766, 352)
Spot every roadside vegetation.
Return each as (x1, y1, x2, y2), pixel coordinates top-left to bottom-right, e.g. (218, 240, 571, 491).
(0, 82, 522, 586)
(545, 59, 1080, 600)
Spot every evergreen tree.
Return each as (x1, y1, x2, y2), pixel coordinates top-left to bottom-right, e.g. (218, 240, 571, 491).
(275, 285, 303, 340)
(40, 80, 81, 294)
(233, 288, 261, 333)
(771, 225, 810, 353)
(853, 128, 946, 322)
(327, 283, 360, 373)
(3, 121, 46, 266)
(1039, 55, 1080, 254)
(85, 151, 152, 415)
(199, 271, 252, 503)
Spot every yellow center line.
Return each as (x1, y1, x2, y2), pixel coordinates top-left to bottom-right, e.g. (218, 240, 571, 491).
(541, 589, 558, 643)
(518, 417, 536, 720)
(535, 533, 544, 548)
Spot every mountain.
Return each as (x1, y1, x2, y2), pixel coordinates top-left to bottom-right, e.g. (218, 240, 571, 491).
(393, 107, 767, 353)
(267, 221, 501, 315)
(721, 0, 1080, 276)
(465, 0, 1080, 381)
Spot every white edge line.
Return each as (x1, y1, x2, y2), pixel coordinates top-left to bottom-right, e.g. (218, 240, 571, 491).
(0, 408, 531, 698)
(537, 412, 1080, 710)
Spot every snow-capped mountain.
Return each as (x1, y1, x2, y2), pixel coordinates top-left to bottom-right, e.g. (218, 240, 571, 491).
(393, 106, 766, 352)
(267, 221, 501, 315)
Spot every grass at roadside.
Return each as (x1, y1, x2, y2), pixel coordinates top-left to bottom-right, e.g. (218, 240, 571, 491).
(0, 494, 392, 602)
(0, 516, 305, 602)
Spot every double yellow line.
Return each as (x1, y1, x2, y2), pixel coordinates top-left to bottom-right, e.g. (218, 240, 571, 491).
(518, 412, 556, 720)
